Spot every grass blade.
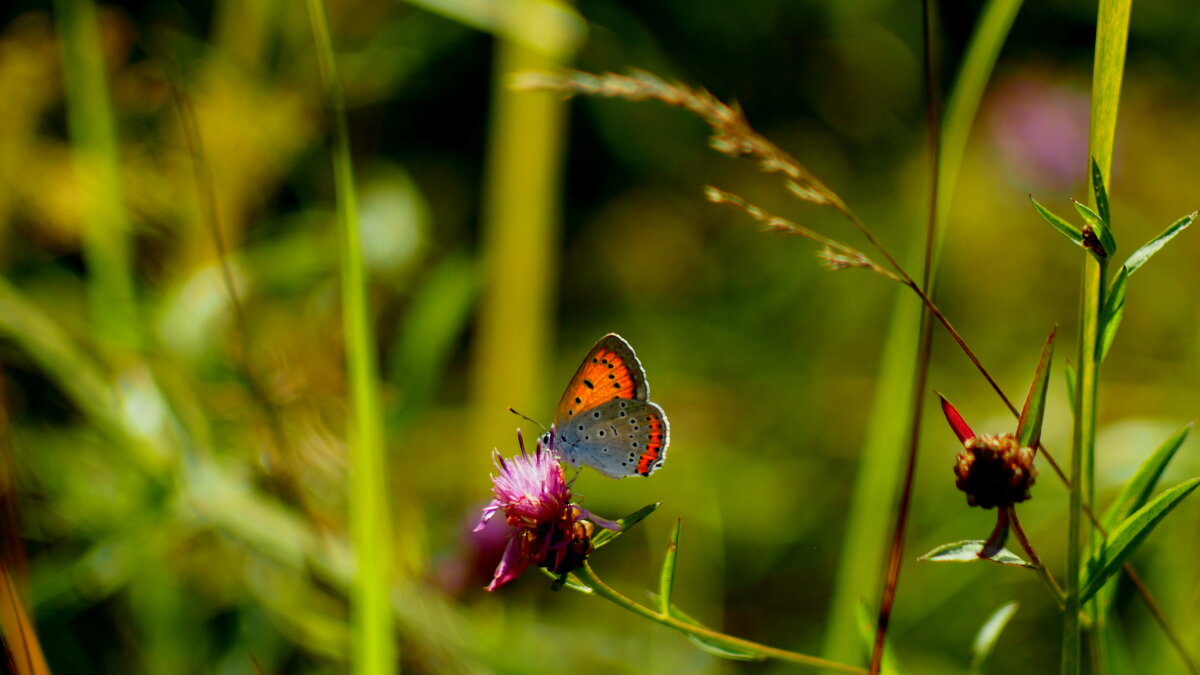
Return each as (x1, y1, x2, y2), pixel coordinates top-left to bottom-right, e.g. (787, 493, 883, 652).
(53, 0, 141, 350)
(307, 2, 394, 673)
(1096, 424, 1193, 619)
(1123, 211, 1197, 275)
(1016, 327, 1056, 449)
(1064, 359, 1077, 412)
(1030, 197, 1084, 248)
(969, 602, 1019, 674)
(1102, 424, 1193, 531)
(1081, 478, 1200, 603)
(658, 518, 681, 614)
(936, 0, 1025, 228)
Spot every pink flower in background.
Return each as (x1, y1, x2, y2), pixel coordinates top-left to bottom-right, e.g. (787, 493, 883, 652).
(988, 75, 1091, 190)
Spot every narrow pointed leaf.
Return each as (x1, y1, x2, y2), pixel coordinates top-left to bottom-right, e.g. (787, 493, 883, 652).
(1017, 327, 1056, 448)
(683, 634, 763, 661)
(592, 502, 660, 549)
(938, 393, 975, 443)
(658, 518, 681, 613)
(1064, 359, 1077, 412)
(1096, 424, 1193, 617)
(652, 599, 763, 661)
(1097, 266, 1129, 362)
(969, 602, 1019, 674)
(1030, 196, 1084, 247)
(1123, 211, 1196, 276)
(1081, 478, 1200, 603)
(1073, 199, 1116, 258)
(918, 540, 1032, 568)
(1102, 424, 1193, 531)
(1091, 157, 1111, 226)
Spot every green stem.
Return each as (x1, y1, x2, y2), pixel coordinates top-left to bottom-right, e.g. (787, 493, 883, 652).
(1065, 254, 1102, 675)
(572, 565, 865, 674)
(307, 2, 395, 674)
(53, 0, 141, 352)
(1067, 1, 1130, 672)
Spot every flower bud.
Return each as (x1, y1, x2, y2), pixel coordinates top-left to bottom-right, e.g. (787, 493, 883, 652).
(954, 433, 1037, 509)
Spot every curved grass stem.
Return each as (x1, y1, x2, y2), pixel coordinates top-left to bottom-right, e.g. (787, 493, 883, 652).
(571, 565, 866, 674)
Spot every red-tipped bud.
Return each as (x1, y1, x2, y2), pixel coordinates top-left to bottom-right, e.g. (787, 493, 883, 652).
(939, 394, 975, 444)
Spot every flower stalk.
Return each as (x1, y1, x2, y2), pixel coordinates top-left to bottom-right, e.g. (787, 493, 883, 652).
(571, 565, 866, 674)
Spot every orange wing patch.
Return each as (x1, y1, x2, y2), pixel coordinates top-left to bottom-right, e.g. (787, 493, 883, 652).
(635, 411, 667, 475)
(554, 335, 648, 427)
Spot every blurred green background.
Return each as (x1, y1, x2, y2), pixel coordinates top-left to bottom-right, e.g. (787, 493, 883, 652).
(1, 0, 1198, 672)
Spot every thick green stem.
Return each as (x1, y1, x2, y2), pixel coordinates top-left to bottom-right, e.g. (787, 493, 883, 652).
(1067, 1, 1130, 672)
(572, 565, 865, 674)
(307, 2, 395, 673)
(1065, 255, 1102, 675)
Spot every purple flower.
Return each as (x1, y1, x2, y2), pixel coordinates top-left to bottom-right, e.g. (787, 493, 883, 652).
(477, 433, 616, 591)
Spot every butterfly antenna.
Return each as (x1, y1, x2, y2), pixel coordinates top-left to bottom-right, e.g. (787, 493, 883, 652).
(508, 407, 548, 434)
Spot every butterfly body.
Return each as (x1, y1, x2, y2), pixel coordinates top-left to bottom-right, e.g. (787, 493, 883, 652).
(540, 334, 669, 479)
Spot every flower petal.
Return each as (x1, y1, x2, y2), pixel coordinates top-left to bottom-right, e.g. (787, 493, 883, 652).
(474, 501, 501, 532)
(485, 534, 531, 592)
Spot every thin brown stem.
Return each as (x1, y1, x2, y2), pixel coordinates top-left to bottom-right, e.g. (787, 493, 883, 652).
(869, 4, 940, 672)
(1008, 506, 1066, 608)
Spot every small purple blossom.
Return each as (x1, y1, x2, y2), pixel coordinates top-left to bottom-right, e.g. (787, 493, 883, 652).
(477, 432, 617, 591)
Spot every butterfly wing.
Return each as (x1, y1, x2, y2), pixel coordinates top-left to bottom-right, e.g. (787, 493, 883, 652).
(554, 399, 669, 479)
(553, 334, 649, 430)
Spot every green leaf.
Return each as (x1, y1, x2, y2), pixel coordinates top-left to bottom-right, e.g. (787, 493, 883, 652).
(1030, 196, 1084, 247)
(652, 599, 763, 661)
(1102, 424, 1193, 531)
(1074, 199, 1116, 258)
(1123, 211, 1196, 276)
(591, 502, 660, 549)
(683, 634, 763, 661)
(389, 252, 480, 417)
(658, 518, 681, 613)
(970, 602, 1020, 674)
(1093, 434, 1192, 618)
(1081, 478, 1200, 603)
(1064, 359, 1077, 412)
(1017, 327, 1056, 448)
(1097, 266, 1129, 362)
(1091, 157, 1111, 226)
(918, 541, 1032, 568)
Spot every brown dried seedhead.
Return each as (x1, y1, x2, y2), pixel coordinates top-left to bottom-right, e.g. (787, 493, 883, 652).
(954, 433, 1037, 509)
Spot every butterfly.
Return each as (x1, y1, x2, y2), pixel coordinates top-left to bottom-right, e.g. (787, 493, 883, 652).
(538, 333, 669, 479)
